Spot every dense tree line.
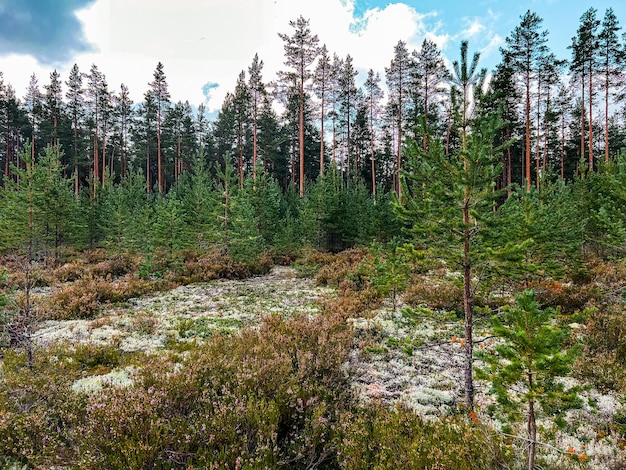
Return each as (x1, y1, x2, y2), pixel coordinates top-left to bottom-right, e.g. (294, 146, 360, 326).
(2, 8, 626, 196)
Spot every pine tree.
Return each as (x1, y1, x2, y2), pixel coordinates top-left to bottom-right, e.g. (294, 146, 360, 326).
(153, 195, 189, 256)
(24, 74, 43, 162)
(65, 64, 85, 196)
(477, 290, 581, 470)
(233, 70, 250, 187)
(337, 54, 359, 184)
(385, 40, 412, 198)
(278, 16, 320, 197)
(570, 8, 600, 170)
(135, 92, 158, 192)
(503, 11, 548, 190)
(598, 8, 622, 163)
(114, 83, 133, 179)
(363, 69, 383, 196)
(248, 53, 266, 182)
(43, 70, 62, 148)
(412, 39, 449, 152)
(396, 110, 506, 411)
(313, 44, 332, 176)
(148, 62, 171, 193)
(179, 152, 218, 247)
(450, 41, 486, 152)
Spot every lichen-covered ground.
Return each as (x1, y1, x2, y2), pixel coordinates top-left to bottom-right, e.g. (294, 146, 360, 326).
(35, 266, 335, 353)
(29, 265, 626, 468)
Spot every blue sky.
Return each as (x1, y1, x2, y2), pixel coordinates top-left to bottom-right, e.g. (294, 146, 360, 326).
(0, 0, 625, 111)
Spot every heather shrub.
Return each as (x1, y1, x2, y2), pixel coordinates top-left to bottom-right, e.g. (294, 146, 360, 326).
(0, 349, 86, 467)
(314, 248, 369, 286)
(170, 248, 272, 284)
(52, 259, 87, 282)
(336, 404, 511, 469)
(532, 278, 602, 313)
(404, 274, 464, 311)
(43, 275, 155, 320)
(293, 249, 337, 278)
(575, 303, 626, 391)
(90, 254, 137, 278)
(72, 310, 354, 469)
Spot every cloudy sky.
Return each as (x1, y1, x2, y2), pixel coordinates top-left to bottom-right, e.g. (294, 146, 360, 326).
(0, 0, 625, 113)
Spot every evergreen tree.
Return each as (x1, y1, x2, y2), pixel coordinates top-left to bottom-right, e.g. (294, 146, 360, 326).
(43, 70, 63, 148)
(489, 182, 583, 285)
(570, 8, 600, 170)
(450, 41, 486, 152)
(153, 194, 189, 256)
(278, 15, 320, 197)
(113, 83, 134, 179)
(598, 8, 622, 163)
(248, 53, 266, 182)
(24, 74, 43, 162)
(148, 62, 171, 193)
(363, 69, 383, 196)
(396, 111, 506, 411)
(313, 44, 332, 176)
(411, 39, 449, 152)
(65, 64, 85, 195)
(477, 290, 581, 470)
(503, 11, 548, 190)
(134, 91, 158, 192)
(86, 64, 107, 190)
(385, 40, 413, 198)
(232, 70, 251, 186)
(337, 54, 359, 184)
(99, 170, 147, 251)
(178, 152, 219, 247)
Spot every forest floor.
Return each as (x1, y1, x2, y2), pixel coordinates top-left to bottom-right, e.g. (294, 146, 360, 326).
(24, 263, 625, 469)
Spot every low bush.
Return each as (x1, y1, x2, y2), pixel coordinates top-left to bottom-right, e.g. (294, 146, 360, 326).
(404, 274, 464, 312)
(575, 303, 626, 391)
(42, 275, 156, 320)
(314, 248, 369, 286)
(336, 404, 511, 469)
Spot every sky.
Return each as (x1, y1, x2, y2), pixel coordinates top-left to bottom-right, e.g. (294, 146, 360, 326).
(0, 0, 625, 115)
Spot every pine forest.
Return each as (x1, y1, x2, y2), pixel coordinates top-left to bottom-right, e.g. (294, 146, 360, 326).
(3, 7, 626, 469)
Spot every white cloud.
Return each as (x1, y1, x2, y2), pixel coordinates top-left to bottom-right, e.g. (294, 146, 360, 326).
(0, 0, 442, 113)
(459, 18, 486, 39)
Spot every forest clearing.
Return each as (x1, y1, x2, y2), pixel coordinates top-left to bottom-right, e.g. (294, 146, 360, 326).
(3, 5, 626, 469)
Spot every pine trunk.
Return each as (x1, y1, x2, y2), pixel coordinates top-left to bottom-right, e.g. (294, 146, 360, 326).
(157, 106, 163, 193)
(527, 390, 537, 470)
(299, 78, 305, 198)
(605, 66, 610, 163)
(463, 196, 474, 410)
(589, 63, 593, 170)
(580, 74, 586, 166)
(370, 97, 376, 200)
(320, 84, 325, 177)
(525, 72, 531, 191)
